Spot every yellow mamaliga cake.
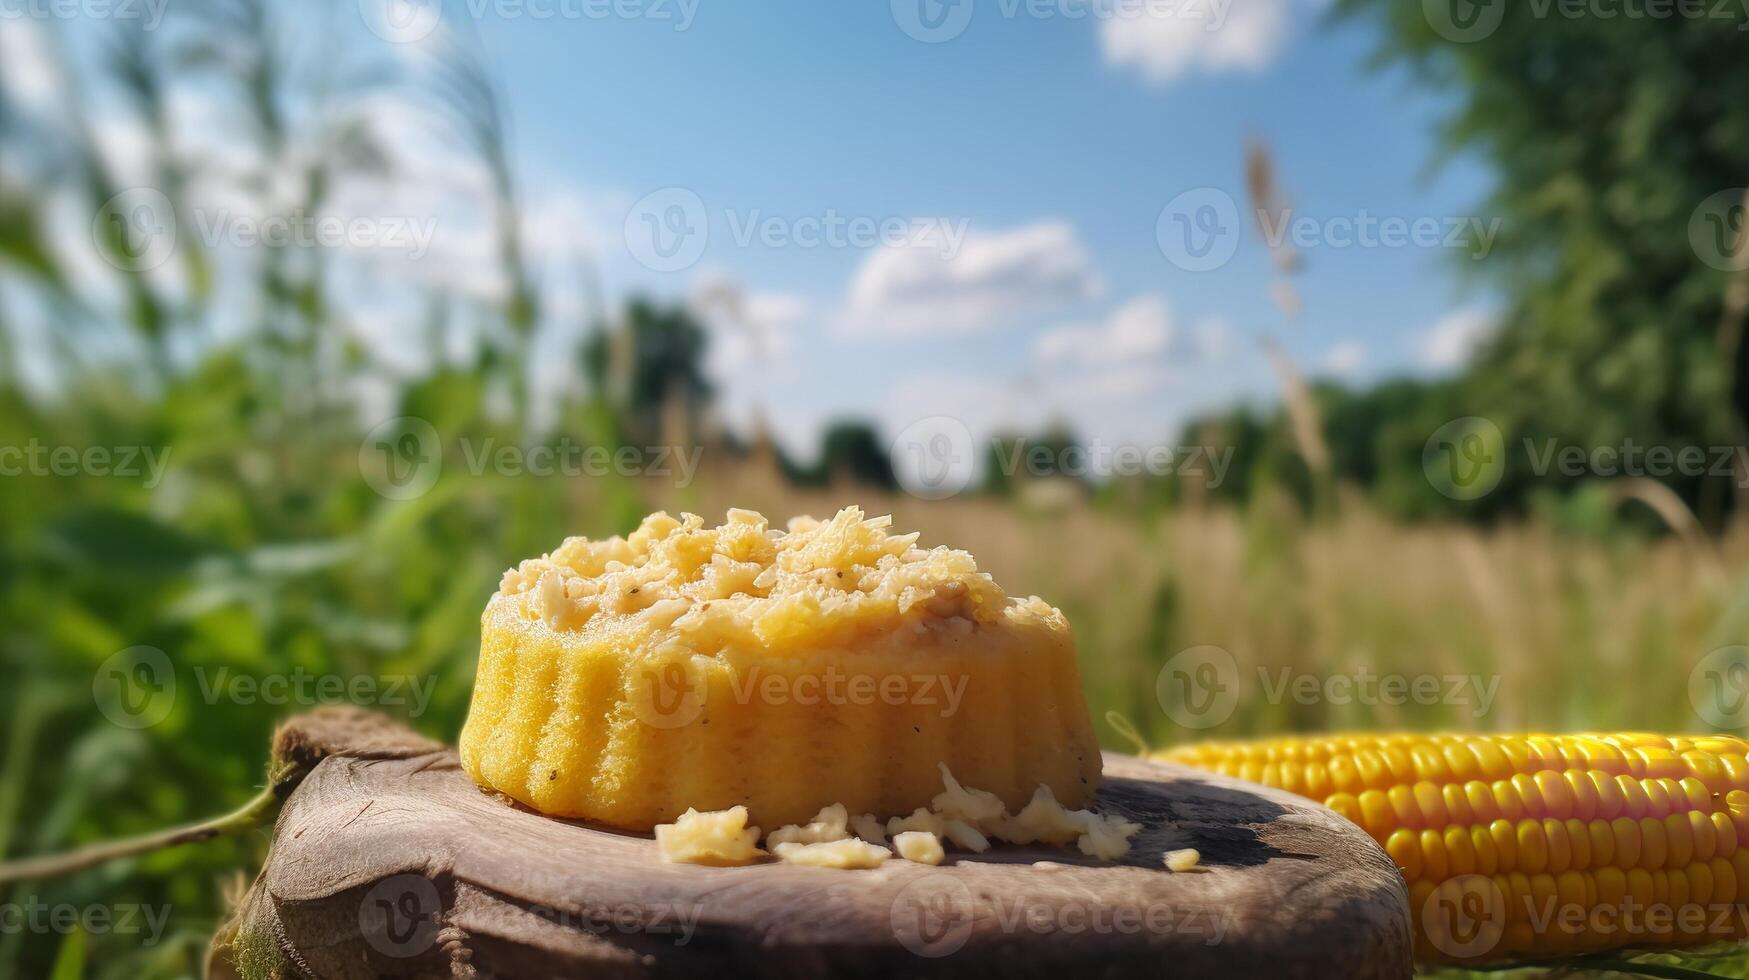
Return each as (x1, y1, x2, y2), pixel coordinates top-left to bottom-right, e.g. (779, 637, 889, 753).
(460, 506, 1103, 830)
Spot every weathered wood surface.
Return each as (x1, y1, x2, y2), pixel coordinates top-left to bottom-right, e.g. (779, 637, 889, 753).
(212, 709, 1414, 979)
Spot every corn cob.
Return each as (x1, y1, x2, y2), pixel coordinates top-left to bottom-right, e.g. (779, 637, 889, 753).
(1159, 733, 1749, 962)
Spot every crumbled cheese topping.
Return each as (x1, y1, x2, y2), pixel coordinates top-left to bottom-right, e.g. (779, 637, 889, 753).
(893, 831, 945, 865)
(1075, 811, 1144, 861)
(994, 785, 1085, 846)
(931, 763, 1007, 824)
(773, 838, 891, 869)
(886, 807, 948, 839)
(653, 768, 1140, 868)
(655, 806, 764, 866)
(498, 507, 1033, 646)
(767, 804, 850, 848)
(942, 819, 991, 853)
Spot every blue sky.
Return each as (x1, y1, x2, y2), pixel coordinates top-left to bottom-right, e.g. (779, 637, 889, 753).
(3, 0, 1503, 460)
(446, 0, 1502, 455)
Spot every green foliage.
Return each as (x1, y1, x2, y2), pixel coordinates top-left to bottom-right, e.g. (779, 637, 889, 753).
(981, 426, 1083, 495)
(1333, 0, 1749, 526)
(786, 420, 898, 489)
(582, 298, 715, 444)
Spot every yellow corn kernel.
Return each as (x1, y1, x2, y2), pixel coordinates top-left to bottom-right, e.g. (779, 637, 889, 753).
(1158, 731, 1749, 962)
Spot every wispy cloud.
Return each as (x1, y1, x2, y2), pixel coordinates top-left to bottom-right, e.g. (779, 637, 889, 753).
(841, 222, 1103, 336)
(1033, 294, 1231, 369)
(1098, 0, 1297, 86)
(0, 20, 58, 120)
(1417, 308, 1496, 371)
(1320, 340, 1366, 377)
(1034, 293, 1175, 368)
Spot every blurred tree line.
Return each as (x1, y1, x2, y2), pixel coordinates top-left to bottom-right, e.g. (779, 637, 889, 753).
(1169, 3, 1749, 529)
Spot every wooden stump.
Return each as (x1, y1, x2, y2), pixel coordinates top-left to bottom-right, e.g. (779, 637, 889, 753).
(211, 709, 1414, 979)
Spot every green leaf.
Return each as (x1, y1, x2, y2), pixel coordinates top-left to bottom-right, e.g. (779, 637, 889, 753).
(48, 927, 85, 980)
(42, 509, 222, 575)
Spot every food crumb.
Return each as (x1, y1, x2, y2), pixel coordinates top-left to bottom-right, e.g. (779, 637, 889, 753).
(772, 838, 891, 869)
(893, 830, 946, 865)
(655, 807, 765, 866)
(1164, 848, 1202, 873)
(767, 804, 850, 848)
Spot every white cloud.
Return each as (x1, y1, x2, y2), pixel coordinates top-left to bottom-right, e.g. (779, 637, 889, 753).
(1033, 294, 1237, 372)
(1417, 308, 1496, 371)
(842, 222, 1103, 336)
(0, 21, 59, 119)
(1194, 316, 1235, 363)
(1034, 294, 1174, 368)
(1321, 340, 1366, 377)
(1098, 0, 1294, 86)
(693, 278, 810, 374)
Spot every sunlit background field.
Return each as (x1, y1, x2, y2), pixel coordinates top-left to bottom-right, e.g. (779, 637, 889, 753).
(4, 0, 1749, 977)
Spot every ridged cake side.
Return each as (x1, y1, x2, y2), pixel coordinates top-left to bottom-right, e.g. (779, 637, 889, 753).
(459, 507, 1102, 830)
